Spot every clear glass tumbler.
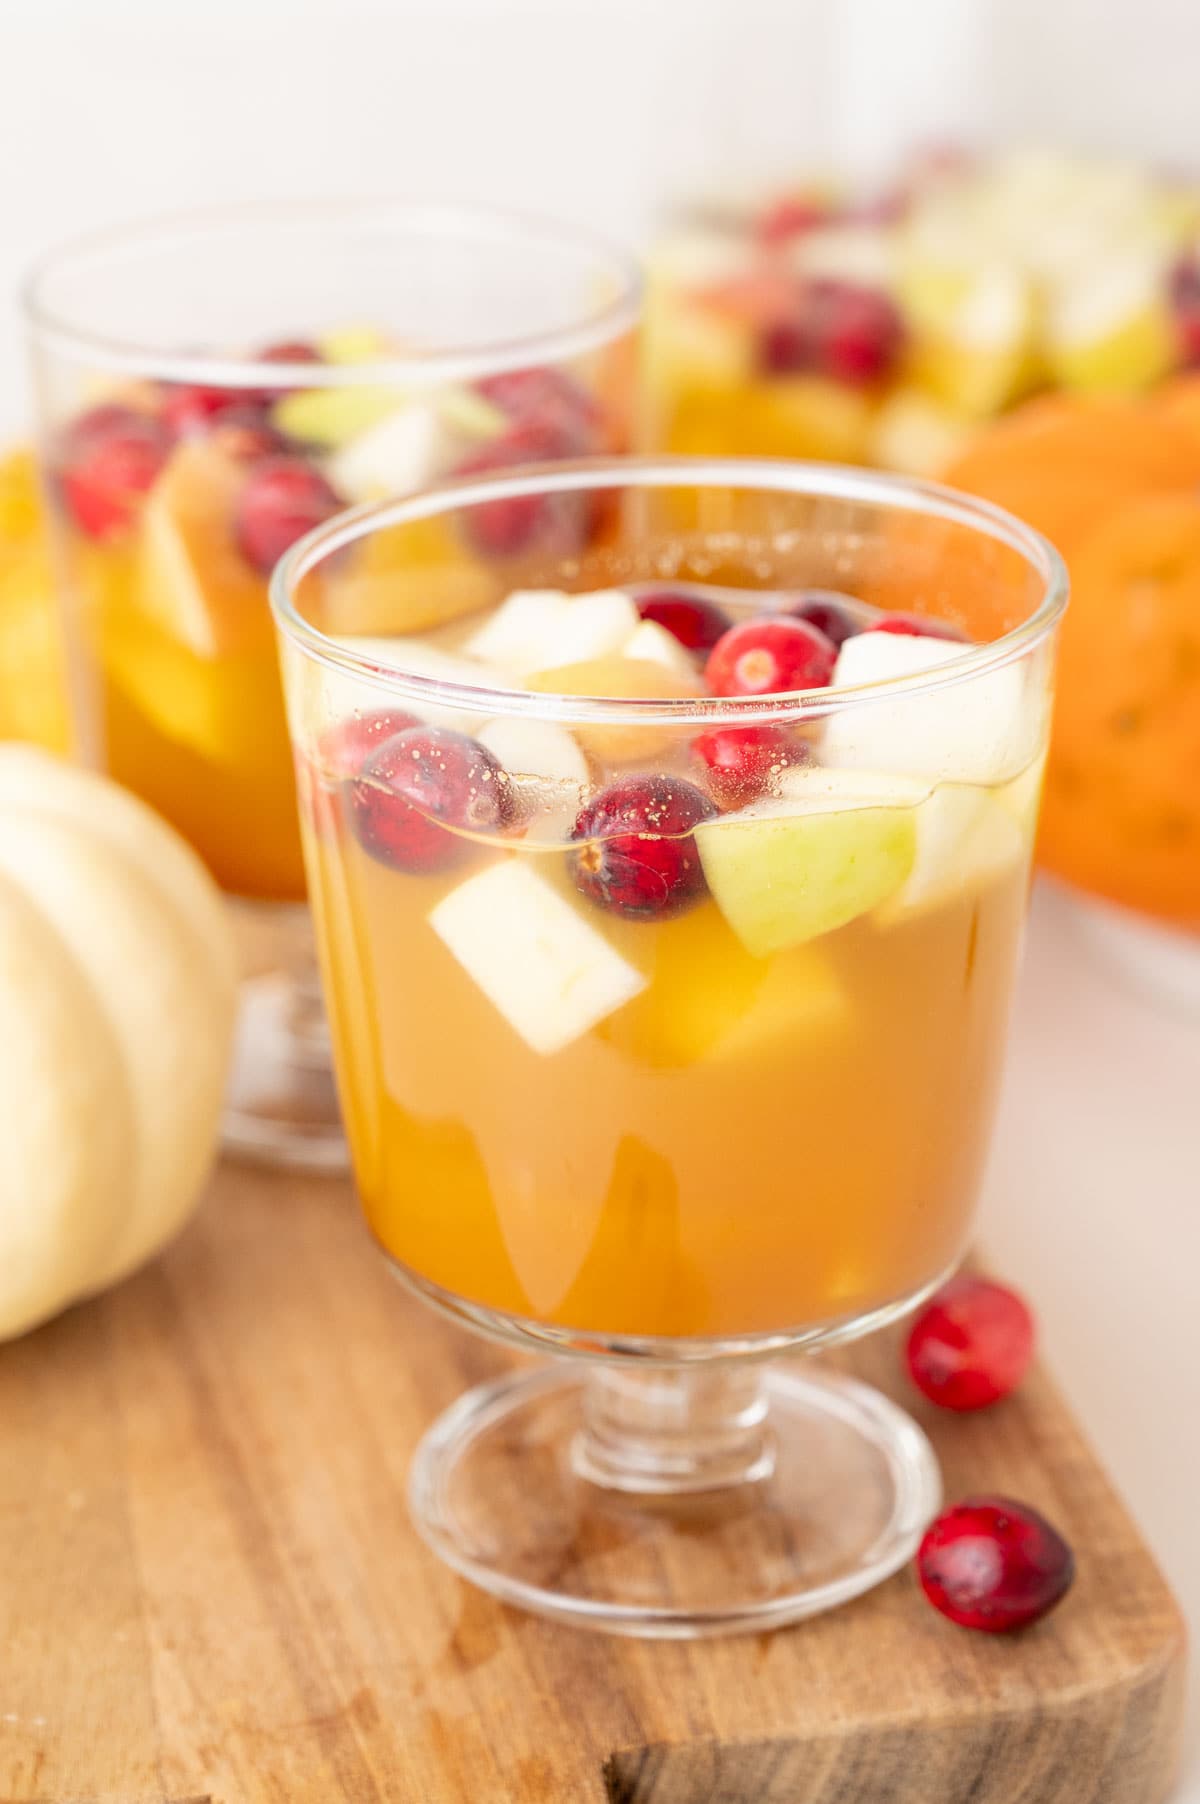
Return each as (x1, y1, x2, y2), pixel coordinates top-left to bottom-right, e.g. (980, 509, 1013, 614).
(271, 456, 1065, 1635)
(22, 201, 641, 1168)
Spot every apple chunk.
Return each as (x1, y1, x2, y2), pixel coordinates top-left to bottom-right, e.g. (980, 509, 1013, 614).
(696, 769, 922, 956)
(876, 785, 1027, 923)
(465, 589, 572, 671)
(429, 860, 646, 1055)
(822, 629, 1036, 785)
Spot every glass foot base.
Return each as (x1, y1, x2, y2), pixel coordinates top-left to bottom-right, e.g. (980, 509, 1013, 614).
(222, 971, 348, 1171)
(409, 1362, 940, 1638)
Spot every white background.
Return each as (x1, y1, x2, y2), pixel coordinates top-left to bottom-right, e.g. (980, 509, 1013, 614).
(4, 0, 1200, 1792)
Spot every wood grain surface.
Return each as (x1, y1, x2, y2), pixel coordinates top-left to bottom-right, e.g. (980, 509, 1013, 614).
(0, 1161, 1184, 1804)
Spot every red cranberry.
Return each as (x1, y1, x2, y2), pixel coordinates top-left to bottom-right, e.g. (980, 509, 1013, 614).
(917, 1496, 1075, 1633)
(247, 339, 324, 404)
(706, 616, 836, 698)
(207, 407, 290, 462)
(1168, 255, 1200, 365)
(161, 382, 284, 459)
(870, 611, 970, 642)
(757, 195, 830, 247)
(350, 726, 511, 873)
(453, 421, 592, 560)
(300, 709, 422, 837)
(758, 280, 905, 386)
(759, 315, 813, 377)
(635, 589, 731, 653)
(906, 1276, 1035, 1412)
(788, 590, 867, 647)
(693, 723, 809, 809)
(161, 383, 252, 438)
(476, 366, 599, 443)
(814, 280, 906, 385)
(57, 405, 171, 539)
(320, 709, 423, 781)
(572, 775, 716, 921)
(234, 455, 342, 575)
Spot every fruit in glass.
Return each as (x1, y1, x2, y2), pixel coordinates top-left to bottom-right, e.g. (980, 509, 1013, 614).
(648, 146, 1200, 477)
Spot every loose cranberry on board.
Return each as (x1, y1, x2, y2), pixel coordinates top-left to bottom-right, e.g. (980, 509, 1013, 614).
(906, 1275, 1036, 1413)
(917, 1496, 1075, 1633)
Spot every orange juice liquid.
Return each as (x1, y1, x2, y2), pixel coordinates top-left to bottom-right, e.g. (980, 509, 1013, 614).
(306, 805, 1029, 1341)
(81, 546, 304, 900)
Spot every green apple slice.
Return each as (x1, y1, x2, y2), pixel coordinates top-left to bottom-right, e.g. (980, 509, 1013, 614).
(1045, 252, 1174, 393)
(271, 386, 406, 448)
(696, 770, 924, 957)
(876, 785, 1027, 924)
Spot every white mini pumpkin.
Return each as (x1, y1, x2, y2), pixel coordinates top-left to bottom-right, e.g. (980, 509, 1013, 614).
(0, 746, 236, 1336)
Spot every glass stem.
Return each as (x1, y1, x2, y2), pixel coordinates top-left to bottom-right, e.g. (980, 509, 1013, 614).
(573, 1365, 775, 1496)
(285, 954, 332, 1068)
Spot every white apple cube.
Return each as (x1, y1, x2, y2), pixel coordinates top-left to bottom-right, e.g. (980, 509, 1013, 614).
(528, 589, 640, 673)
(789, 224, 895, 290)
(1045, 252, 1173, 392)
(476, 717, 589, 787)
(622, 619, 698, 678)
(821, 630, 1037, 786)
(329, 403, 458, 503)
(465, 590, 573, 672)
(429, 860, 646, 1055)
(476, 718, 590, 841)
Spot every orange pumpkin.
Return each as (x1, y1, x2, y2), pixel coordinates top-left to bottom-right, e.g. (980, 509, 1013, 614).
(943, 384, 1200, 927)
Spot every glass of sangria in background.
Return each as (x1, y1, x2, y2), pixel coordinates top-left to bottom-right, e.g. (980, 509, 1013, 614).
(649, 147, 1200, 476)
(271, 456, 1065, 1635)
(22, 201, 641, 1166)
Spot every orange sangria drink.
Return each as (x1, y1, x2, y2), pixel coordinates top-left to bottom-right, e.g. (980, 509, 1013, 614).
(272, 459, 1064, 1636)
(23, 203, 641, 1165)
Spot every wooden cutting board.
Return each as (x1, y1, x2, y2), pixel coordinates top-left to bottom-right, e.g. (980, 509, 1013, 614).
(0, 1161, 1184, 1804)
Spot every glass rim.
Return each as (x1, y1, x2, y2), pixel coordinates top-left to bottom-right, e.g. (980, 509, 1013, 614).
(20, 197, 643, 390)
(270, 455, 1069, 728)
